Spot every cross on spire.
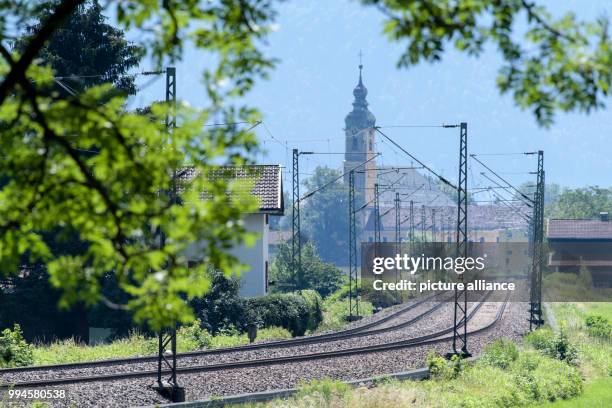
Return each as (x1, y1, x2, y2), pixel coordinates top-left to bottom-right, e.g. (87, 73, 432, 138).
(358, 50, 363, 83)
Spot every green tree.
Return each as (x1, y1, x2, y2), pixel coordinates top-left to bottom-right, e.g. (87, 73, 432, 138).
(270, 241, 344, 298)
(547, 186, 612, 219)
(14, 1, 142, 96)
(1, 1, 145, 339)
(301, 166, 352, 265)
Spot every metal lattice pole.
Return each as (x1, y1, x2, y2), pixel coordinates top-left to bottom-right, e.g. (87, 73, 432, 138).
(395, 192, 401, 285)
(530, 150, 545, 330)
(157, 67, 182, 401)
(421, 205, 426, 242)
(374, 183, 381, 245)
(292, 148, 302, 291)
(348, 170, 359, 318)
(409, 200, 415, 243)
(431, 208, 436, 242)
(450, 122, 470, 358)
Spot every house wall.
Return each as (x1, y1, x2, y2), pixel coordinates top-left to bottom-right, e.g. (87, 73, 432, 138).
(185, 213, 269, 298)
(232, 213, 268, 297)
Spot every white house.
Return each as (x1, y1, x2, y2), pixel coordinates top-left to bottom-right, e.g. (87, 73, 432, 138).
(183, 165, 284, 297)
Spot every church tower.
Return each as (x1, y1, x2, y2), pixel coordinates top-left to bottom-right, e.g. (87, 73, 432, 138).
(344, 63, 377, 207)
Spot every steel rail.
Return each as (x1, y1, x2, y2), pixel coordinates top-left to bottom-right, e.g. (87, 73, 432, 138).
(1, 291, 508, 389)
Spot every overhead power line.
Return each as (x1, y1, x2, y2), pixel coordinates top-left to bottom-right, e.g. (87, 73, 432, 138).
(471, 154, 534, 204)
(374, 126, 456, 189)
(300, 153, 380, 202)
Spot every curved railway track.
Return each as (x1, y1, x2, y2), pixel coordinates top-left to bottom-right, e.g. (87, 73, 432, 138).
(0, 291, 445, 377)
(0, 290, 508, 389)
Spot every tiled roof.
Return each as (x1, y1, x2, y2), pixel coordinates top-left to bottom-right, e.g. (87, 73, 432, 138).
(179, 165, 284, 214)
(548, 219, 612, 240)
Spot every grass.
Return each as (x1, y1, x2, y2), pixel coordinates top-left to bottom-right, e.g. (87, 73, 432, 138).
(239, 341, 585, 408)
(29, 326, 292, 366)
(532, 377, 612, 407)
(546, 302, 612, 379)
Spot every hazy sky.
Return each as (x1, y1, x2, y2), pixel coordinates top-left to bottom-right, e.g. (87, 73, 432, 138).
(131, 0, 612, 190)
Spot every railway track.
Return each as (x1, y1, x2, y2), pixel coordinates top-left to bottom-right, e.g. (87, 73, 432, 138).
(0, 291, 449, 380)
(0, 290, 507, 389)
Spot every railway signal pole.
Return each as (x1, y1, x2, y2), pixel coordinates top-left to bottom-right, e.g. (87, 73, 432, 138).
(529, 150, 545, 330)
(449, 122, 470, 358)
(156, 67, 185, 402)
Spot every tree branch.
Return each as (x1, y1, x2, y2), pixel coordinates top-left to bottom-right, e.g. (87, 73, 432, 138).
(0, 0, 84, 105)
(521, 0, 574, 42)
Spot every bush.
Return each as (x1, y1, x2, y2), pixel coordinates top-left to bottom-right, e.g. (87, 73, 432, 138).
(246, 292, 323, 336)
(190, 269, 247, 334)
(269, 242, 344, 297)
(0, 324, 34, 368)
(514, 352, 583, 402)
(177, 319, 212, 349)
(526, 327, 579, 365)
(299, 289, 324, 331)
(481, 338, 519, 369)
(585, 314, 611, 339)
(427, 351, 457, 380)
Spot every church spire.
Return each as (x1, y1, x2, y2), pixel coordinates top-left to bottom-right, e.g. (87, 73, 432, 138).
(346, 57, 375, 129)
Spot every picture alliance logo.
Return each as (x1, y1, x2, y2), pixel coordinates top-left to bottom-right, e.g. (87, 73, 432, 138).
(371, 254, 487, 276)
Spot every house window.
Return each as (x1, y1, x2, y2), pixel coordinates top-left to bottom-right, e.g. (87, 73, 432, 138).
(479, 237, 485, 243)
(352, 137, 357, 150)
(265, 214, 269, 225)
